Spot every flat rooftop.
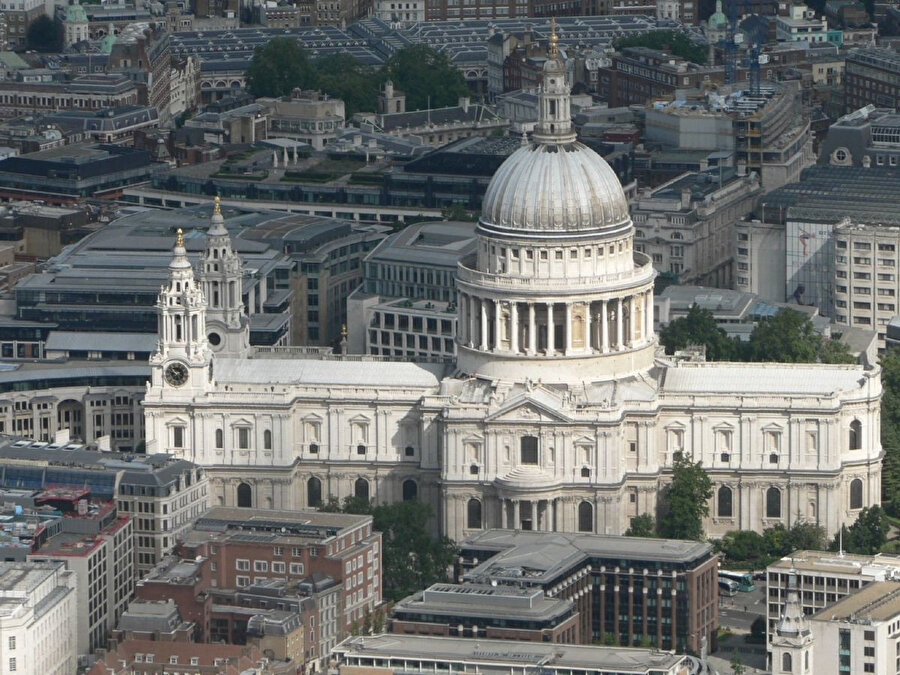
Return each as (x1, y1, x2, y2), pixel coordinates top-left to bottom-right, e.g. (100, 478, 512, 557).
(393, 583, 573, 621)
(461, 530, 712, 585)
(366, 220, 476, 267)
(334, 634, 687, 673)
(191, 506, 371, 543)
(813, 581, 900, 622)
(768, 550, 900, 578)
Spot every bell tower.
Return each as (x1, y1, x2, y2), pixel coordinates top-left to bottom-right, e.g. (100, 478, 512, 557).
(533, 19, 575, 144)
(770, 572, 814, 675)
(150, 228, 212, 391)
(200, 196, 250, 358)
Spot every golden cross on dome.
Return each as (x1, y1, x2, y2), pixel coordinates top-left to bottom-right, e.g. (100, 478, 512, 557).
(549, 18, 558, 57)
(176, 228, 184, 248)
(214, 194, 221, 215)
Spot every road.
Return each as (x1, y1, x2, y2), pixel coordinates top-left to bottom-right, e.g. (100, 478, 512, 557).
(718, 584, 767, 632)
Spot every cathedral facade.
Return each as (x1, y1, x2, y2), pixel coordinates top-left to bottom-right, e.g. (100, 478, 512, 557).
(144, 37, 883, 542)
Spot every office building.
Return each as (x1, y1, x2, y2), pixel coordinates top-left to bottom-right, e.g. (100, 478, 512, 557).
(766, 550, 900, 639)
(0, 562, 77, 675)
(776, 4, 829, 42)
(332, 634, 692, 675)
(261, 91, 346, 151)
(0, 144, 154, 202)
(845, 49, 900, 113)
(818, 106, 900, 169)
(457, 530, 717, 652)
(390, 583, 580, 643)
(0, 75, 139, 121)
(631, 168, 761, 286)
(0, 435, 208, 579)
(347, 220, 477, 359)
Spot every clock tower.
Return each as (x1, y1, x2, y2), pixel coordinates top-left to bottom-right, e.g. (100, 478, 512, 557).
(149, 228, 212, 392)
(200, 196, 250, 358)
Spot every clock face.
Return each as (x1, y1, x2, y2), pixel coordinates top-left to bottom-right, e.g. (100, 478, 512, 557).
(164, 362, 189, 387)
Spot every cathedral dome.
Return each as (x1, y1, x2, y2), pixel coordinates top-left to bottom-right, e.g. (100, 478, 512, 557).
(480, 141, 630, 234)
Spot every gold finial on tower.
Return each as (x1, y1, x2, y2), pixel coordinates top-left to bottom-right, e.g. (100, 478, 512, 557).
(213, 194, 221, 215)
(176, 228, 184, 248)
(549, 17, 558, 57)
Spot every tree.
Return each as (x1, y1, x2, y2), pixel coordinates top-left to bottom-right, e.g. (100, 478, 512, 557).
(659, 305, 738, 361)
(27, 15, 63, 53)
(312, 53, 380, 116)
(384, 44, 469, 110)
(320, 497, 457, 600)
(742, 308, 854, 364)
(832, 506, 889, 555)
(613, 30, 708, 64)
(246, 37, 314, 98)
(658, 453, 713, 541)
(718, 530, 767, 565)
(784, 521, 827, 553)
(625, 513, 657, 537)
(730, 653, 746, 675)
(881, 348, 900, 504)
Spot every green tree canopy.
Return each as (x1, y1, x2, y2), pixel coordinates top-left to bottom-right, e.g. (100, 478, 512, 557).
(384, 44, 470, 110)
(625, 513, 657, 537)
(659, 304, 738, 361)
(743, 308, 854, 364)
(718, 522, 827, 566)
(718, 530, 768, 565)
(881, 348, 900, 504)
(613, 30, 708, 65)
(312, 53, 381, 117)
(831, 506, 890, 555)
(319, 496, 457, 600)
(658, 453, 713, 541)
(246, 37, 314, 98)
(27, 15, 63, 53)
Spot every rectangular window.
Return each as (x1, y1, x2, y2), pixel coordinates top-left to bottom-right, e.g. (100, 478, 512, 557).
(520, 436, 539, 465)
(290, 562, 305, 575)
(272, 561, 285, 573)
(236, 559, 250, 571)
(173, 426, 184, 448)
(8, 637, 14, 650)
(238, 427, 250, 449)
(254, 560, 268, 572)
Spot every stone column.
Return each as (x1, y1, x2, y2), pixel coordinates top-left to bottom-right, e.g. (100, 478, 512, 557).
(549, 498, 557, 531)
(493, 299, 502, 351)
(616, 297, 624, 349)
(458, 294, 467, 345)
(528, 303, 537, 355)
(546, 302, 555, 354)
(585, 302, 592, 353)
(647, 291, 654, 337)
(601, 301, 609, 353)
(629, 295, 636, 346)
(513, 500, 521, 530)
(480, 299, 488, 350)
(565, 302, 573, 355)
(511, 301, 519, 354)
(468, 294, 477, 348)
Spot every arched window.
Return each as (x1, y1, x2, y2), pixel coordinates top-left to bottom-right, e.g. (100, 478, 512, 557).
(357, 444, 366, 455)
(766, 487, 781, 519)
(264, 429, 272, 450)
(467, 498, 482, 529)
(354, 478, 369, 502)
(520, 436, 538, 465)
(578, 501, 593, 533)
(782, 652, 792, 672)
(671, 231, 683, 240)
(635, 229, 646, 238)
(402, 479, 417, 501)
(237, 482, 252, 508)
(718, 485, 733, 518)
(581, 466, 590, 478)
(309, 443, 319, 454)
(307, 477, 322, 508)
(215, 428, 223, 449)
(850, 478, 863, 510)
(849, 419, 862, 450)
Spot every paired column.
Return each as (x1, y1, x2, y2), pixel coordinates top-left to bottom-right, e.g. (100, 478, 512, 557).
(493, 300, 501, 351)
(528, 304, 537, 355)
(468, 295, 477, 348)
(629, 296, 636, 346)
(601, 300, 609, 353)
(480, 299, 488, 350)
(547, 303, 555, 354)
(564, 302, 573, 355)
(585, 303, 592, 354)
(616, 298, 624, 348)
(511, 302, 519, 354)
(513, 500, 521, 530)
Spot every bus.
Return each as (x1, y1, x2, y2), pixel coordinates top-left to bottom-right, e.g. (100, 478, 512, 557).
(718, 579, 739, 597)
(719, 571, 756, 592)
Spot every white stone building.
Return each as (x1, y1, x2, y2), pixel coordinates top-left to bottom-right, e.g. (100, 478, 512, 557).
(144, 34, 883, 543)
(0, 562, 77, 675)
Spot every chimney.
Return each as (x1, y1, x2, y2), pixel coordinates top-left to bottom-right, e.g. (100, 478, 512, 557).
(459, 97, 470, 112)
(680, 187, 691, 209)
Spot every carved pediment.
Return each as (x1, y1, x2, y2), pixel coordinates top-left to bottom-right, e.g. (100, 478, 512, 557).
(485, 393, 573, 423)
